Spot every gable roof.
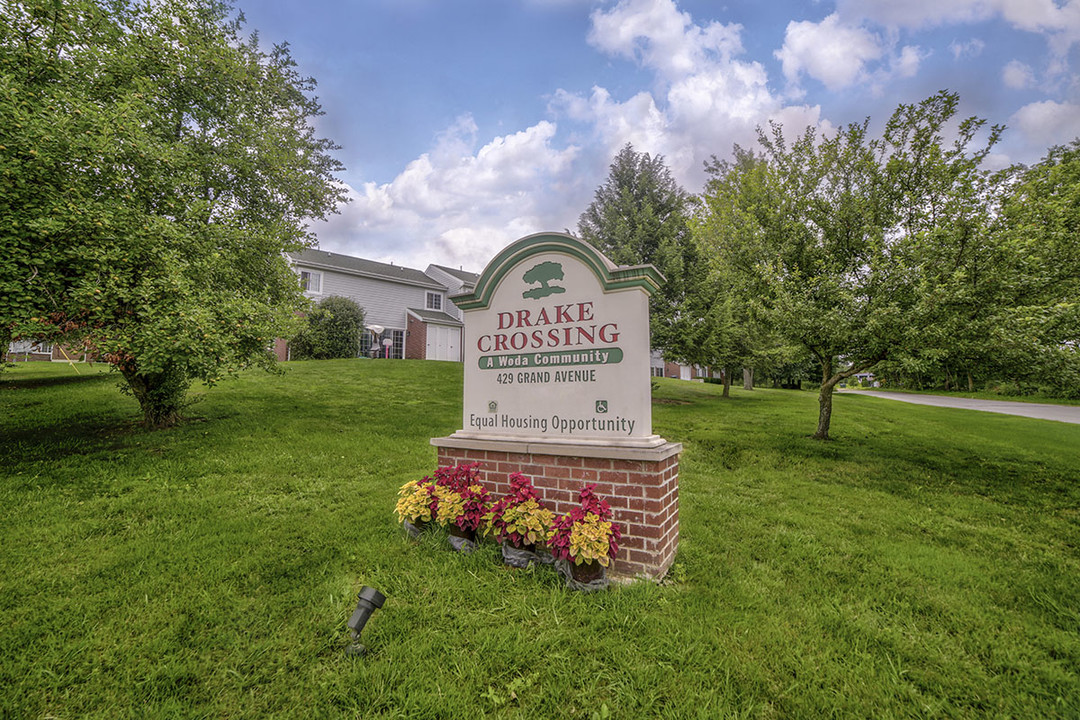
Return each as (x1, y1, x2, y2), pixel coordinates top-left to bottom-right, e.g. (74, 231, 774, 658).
(406, 308, 463, 326)
(290, 248, 445, 290)
(429, 264, 480, 286)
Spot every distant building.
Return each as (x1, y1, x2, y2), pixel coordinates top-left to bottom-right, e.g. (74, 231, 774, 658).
(4, 339, 60, 363)
(3, 339, 92, 364)
(7, 248, 722, 376)
(283, 249, 478, 362)
(650, 350, 721, 381)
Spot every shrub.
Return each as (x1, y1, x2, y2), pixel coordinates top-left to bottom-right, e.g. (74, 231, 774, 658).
(291, 296, 365, 359)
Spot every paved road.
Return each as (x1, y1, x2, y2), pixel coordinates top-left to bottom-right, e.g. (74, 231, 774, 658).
(839, 390, 1080, 424)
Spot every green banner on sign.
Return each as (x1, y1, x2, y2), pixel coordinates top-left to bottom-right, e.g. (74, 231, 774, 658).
(479, 347, 624, 370)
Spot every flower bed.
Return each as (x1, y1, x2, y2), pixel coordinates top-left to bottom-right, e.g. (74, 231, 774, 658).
(395, 465, 621, 589)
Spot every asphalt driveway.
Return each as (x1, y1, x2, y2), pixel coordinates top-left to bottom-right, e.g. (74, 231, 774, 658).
(840, 390, 1080, 424)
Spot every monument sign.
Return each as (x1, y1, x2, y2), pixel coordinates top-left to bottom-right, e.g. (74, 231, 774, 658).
(449, 232, 665, 448)
(433, 232, 681, 579)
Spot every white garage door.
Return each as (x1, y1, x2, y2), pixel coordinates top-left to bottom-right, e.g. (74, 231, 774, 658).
(426, 324, 460, 362)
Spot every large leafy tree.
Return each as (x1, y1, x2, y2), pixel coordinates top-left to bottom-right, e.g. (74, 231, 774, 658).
(995, 139, 1080, 397)
(696, 146, 788, 397)
(698, 92, 1008, 439)
(577, 143, 704, 361)
(0, 0, 346, 426)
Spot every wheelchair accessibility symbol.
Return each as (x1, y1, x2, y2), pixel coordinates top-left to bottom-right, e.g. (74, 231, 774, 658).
(595, 400, 608, 414)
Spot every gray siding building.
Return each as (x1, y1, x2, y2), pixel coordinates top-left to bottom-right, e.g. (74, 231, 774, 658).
(285, 249, 471, 362)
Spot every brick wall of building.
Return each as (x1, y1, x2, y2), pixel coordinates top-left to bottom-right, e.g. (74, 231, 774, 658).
(435, 444, 679, 580)
(272, 338, 290, 362)
(405, 314, 427, 360)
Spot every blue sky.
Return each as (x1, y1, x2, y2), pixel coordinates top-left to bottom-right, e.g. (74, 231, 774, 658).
(238, 0, 1080, 271)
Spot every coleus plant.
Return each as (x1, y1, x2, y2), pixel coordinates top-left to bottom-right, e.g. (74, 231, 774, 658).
(430, 462, 490, 533)
(484, 472, 555, 548)
(394, 475, 435, 524)
(548, 484, 621, 567)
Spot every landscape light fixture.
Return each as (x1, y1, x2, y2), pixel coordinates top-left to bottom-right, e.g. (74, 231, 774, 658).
(345, 586, 386, 657)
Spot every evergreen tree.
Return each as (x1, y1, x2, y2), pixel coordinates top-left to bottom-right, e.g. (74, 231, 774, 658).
(577, 144, 701, 360)
(696, 146, 782, 397)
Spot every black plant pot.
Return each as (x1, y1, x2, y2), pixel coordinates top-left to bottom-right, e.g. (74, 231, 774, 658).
(570, 559, 605, 584)
(447, 524, 477, 553)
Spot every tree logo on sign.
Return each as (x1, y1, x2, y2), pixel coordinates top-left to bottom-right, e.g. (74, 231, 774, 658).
(521, 261, 566, 299)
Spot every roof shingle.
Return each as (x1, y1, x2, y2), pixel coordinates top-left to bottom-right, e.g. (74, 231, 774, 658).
(289, 249, 444, 289)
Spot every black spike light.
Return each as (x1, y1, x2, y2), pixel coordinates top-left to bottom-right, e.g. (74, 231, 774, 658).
(345, 586, 386, 657)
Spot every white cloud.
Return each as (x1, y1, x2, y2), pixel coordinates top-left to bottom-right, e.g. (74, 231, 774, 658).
(314, 0, 839, 270)
(837, 0, 1077, 33)
(776, 14, 885, 91)
(836, 0, 1080, 76)
(310, 118, 581, 270)
(587, 0, 743, 81)
(1003, 59, 1036, 89)
(949, 38, 985, 59)
(523, 0, 591, 6)
(892, 45, 925, 77)
(1010, 100, 1080, 148)
(553, 87, 672, 164)
(558, 0, 826, 187)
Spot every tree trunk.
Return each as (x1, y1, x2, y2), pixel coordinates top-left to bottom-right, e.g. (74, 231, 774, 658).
(814, 359, 837, 440)
(722, 368, 730, 398)
(743, 368, 754, 390)
(967, 371, 974, 393)
(119, 363, 190, 428)
(815, 385, 835, 440)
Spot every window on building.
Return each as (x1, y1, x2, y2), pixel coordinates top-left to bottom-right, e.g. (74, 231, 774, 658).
(299, 270, 322, 293)
(363, 329, 405, 359)
(391, 329, 405, 359)
(651, 366, 665, 377)
(9, 340, 52, 355)
(426, 292, 442, 311)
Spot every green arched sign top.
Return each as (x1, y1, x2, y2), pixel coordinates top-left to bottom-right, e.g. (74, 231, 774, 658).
(452, 232, 665, 311)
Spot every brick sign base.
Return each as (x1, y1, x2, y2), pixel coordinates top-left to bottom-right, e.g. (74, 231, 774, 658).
(431, 437, 681, 580)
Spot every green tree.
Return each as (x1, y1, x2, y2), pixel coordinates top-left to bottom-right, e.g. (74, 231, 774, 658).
(699, 92, 1007, 439)
(995, 139, 1080, 397)
(577, 144, 701, 360)
(696, 146, 784, 397)
(0, 0, 346, 426)
(291, 296, 365, 360)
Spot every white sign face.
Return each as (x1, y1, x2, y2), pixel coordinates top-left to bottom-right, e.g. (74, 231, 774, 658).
(451, 234, 663, 448)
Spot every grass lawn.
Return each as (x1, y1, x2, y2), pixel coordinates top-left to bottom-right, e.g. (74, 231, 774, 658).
(1, 360, 1078, 719)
